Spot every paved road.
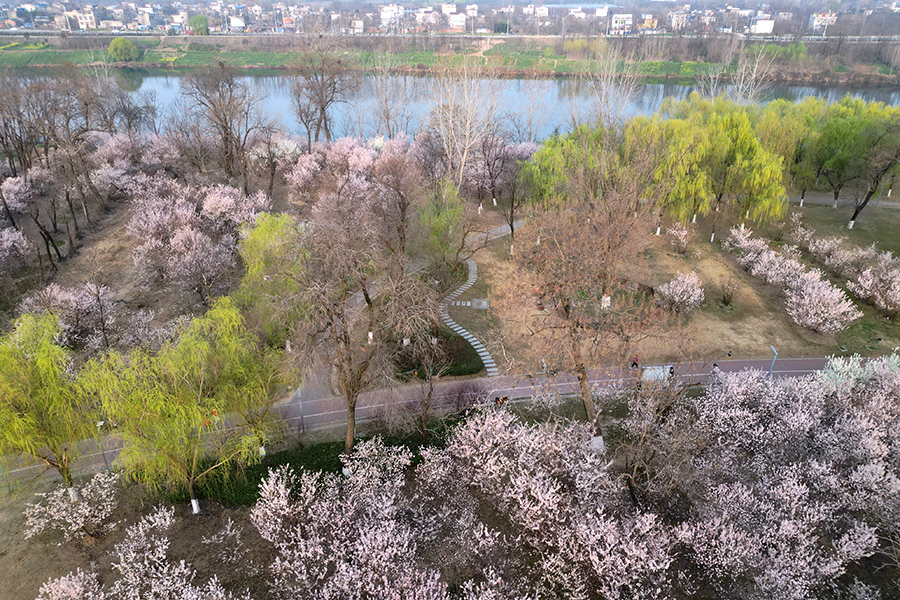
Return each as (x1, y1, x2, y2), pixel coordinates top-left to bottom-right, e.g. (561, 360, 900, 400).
(1, 356, 832, 491)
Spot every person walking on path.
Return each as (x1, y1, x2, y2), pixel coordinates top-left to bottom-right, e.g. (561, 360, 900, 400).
(631, 355, 639, 370)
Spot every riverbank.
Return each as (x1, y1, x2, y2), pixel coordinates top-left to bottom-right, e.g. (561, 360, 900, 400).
(2, 39, 899, 88)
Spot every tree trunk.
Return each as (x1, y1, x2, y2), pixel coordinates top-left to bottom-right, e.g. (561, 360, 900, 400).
(65, 189, 80, 235)
(575, 361, 597, 430)
(344, 400, 357, 453)
(0, 194, 17, 230)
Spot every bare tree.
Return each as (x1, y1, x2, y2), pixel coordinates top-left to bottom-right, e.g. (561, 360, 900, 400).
(289, 41, 359, 145)
(505, 77, 553, 143)
(727, 44, 775, 104)
(181, 63, 273, 188)
(494, 127, 676, 431)
(369, 57, 418, 139)
(286, 141, 440, 452)
(427, 56, 503, 189)
(569, 44, 642, 130)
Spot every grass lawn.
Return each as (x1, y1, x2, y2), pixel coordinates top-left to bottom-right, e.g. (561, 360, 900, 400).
(774, 199, 900, 255)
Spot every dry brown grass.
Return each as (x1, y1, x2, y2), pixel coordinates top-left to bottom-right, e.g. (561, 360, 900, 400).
(0, 476, 273, 600)
(467, 218, 861, 370)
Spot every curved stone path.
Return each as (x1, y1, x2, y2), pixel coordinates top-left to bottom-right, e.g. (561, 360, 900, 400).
(439, 257, 499, 377)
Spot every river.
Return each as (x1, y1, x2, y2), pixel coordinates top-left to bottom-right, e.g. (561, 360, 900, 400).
(132, 73, 900, 141)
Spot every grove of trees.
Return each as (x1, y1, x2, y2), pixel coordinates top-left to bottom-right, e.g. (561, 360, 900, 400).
(1, 53, 900, 600)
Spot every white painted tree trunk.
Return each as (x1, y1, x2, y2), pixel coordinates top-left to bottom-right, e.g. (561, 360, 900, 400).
(67, 487, 77, 502)
(478, 202, 483, 214)
(259, 445, 267, 457)
(710, 232, 716, 243)
(191, 498, 201, 514)
(799, 198, 804, 207)
(848, 220, 855, 229)
(655, 226, 661, 235)
(691, 213, 697, 223)
(492, 197, 497, 206)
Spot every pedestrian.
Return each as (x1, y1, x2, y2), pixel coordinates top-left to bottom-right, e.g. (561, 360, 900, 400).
(668, 366, 675, 378)
(631, 355, 639, 370)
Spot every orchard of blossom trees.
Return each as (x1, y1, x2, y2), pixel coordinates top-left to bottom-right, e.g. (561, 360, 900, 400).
(725, 227, 862, 333)
(4, 61, 900, 600)
(30, 355, 900, 599)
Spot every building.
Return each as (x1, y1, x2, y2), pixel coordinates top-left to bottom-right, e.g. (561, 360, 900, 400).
(447, 12, 466, 29)
(63, 8, 98, 30)
(440, 3, 456, 15)
(379, 3, 404, 25)
(595, 6, 608, 17)
(808, 11, 837, 32)
(637, 14, 658, 30)
(669, 11, 687, 30)
(749, 17, 774, 34)
(609, 13, 632, 34)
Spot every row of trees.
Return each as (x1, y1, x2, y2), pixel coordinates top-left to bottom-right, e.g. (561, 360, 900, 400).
(32, 354, 900, 599)
(0, 298, 282, 510)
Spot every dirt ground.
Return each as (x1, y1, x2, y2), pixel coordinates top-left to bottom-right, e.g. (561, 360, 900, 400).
(0, 475, 272, 600)
(459, 205, 899, 373)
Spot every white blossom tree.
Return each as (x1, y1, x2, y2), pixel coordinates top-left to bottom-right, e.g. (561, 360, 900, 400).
(656, 272, 705, 313)
(24, 472, 119, 544)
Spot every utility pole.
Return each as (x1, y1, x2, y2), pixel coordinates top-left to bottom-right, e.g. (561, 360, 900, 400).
(768, 346, 778, 378)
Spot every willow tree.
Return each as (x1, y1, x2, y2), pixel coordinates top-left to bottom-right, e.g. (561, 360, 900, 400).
(627, 116, 712, 224)
(0, 314, 91, 497)
(698, 110, 786, 239)
(82, 298, 282, 513)
(754, 97, 826, 200)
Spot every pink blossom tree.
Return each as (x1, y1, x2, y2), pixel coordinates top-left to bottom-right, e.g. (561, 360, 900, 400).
(24, 472, 119, 544)
(126, 175, 266, 305)
(656, 271, 705, 313)
(725, 227, 861, 333)
(847, 252, 900, 318)
(0, 226, 30, 276)
(251, 440, 449, 600)
(37, 506, 247, 600)
(667, 222, 695, 254)
(785, 270, 863, 333)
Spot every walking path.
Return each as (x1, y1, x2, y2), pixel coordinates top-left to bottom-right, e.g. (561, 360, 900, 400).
(0, 357, 836, 490)
(439, 257, 499, 376)
(437, 219, 526, 378)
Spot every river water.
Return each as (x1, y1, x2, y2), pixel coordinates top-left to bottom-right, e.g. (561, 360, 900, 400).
(133, 73, 900, 141)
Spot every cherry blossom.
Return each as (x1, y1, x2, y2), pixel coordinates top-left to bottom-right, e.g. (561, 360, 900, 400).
(785, 269, 863, 333)
(725, 227, 861, 332)
(667, 222, 695, 254)
(0, 226, 30, 275)
(35, 569, 104, 600)
(200, 185, 270, 228)
(656, 271, 704, 313)
(24, 472, 119, 543)
(251, 440, 449, 600)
